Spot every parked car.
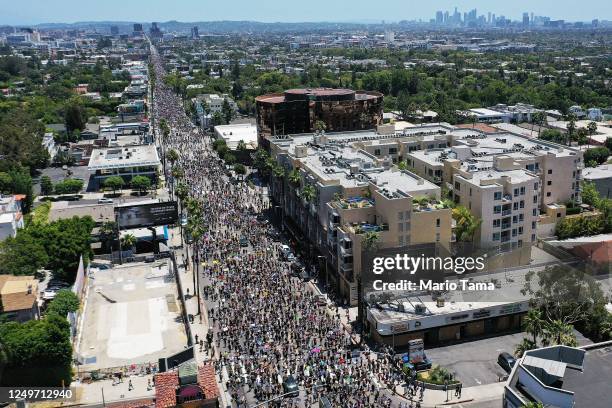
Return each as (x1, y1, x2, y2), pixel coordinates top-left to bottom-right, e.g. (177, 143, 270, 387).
(98, 198, 114, 204)
(180, 215, 188, 226)
(498, 352, 516, 373)
(239, 236, 249, 247)
(280, 245, 295, 261)
(282, 375, 299, 397)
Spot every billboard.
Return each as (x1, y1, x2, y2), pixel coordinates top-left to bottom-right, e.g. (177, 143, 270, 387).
(115, 201, 178, 229)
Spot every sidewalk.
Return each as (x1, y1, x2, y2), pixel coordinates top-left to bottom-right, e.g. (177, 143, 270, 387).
(169, 227, 231, 408)
(390, 379, 505, 407)
(75, 374, 155, 405)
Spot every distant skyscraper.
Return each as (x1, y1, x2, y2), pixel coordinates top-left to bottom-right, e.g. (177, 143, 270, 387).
(110, 25, 119, 35)
(523, 12, 530, 27)
(487, 12, 491, 24)
(133, 23, 143, 33)
(444, 11, 449, 23)
(191, 26, 199, 39)
(436, 11, 443, 24)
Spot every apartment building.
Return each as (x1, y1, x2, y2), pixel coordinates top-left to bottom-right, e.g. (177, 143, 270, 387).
(406, 131, 583, 247)
(268, 131, 452, 305)
(196, 93, 238, 114)
(451, 160, 540, 249)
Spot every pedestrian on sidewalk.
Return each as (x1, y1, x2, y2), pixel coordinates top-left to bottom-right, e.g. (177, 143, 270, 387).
(128, 379, 133, 391)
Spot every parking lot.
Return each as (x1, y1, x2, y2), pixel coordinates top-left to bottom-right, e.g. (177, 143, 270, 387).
(426, 330, 593, 387)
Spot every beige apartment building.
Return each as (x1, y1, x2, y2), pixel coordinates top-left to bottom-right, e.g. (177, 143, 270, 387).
(268, 131, 451, 305)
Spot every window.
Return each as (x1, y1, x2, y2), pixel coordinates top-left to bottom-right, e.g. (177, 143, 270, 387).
(436, 218, 440, 227)
(494, 205, 501, 214)
(436, 233, 440, 242)
(513, 202, 519, 210)
(534, 183, 539, 190)
(454, 182, 461, 191)
(531, 234, 536, 242)
(469, 188, 472, 197)
(493, 219, 501, 227)
(547, 169, 552, 174)
(398, 223, 404, 232)
(374, 149, 381, 156)
(512, 215, 518, 224)
(494, 192, 502, 200)
(533, 195, 538, 204)
(520, 187, 525, 195)
(512, 229, 517, 237)
(513, 188, 519, 197)
(546, 192, 551, 197)
(520, 200, 524, 209)
(389, 148, 398, 155)
(547, 180, 552, 186)
(493, 232, 500, 241)
(532, 209, 538, 216)
(557, 213, 561, 218)
(518, 226, 523, 235)
(398, 212, 404, 221)
(532, 221, 537, 229)
(519, 214, 524, 222)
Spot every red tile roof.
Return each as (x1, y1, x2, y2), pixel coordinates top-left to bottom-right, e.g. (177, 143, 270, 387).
(197, 363, 220, 400)
(154, 371, 179, 408)
(108, 398, 154, 408)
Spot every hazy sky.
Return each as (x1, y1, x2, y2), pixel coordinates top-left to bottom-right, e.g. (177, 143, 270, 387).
(1, 0, 610, 25)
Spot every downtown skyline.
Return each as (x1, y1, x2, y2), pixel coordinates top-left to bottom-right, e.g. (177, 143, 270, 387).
(1, 0, 610, 25)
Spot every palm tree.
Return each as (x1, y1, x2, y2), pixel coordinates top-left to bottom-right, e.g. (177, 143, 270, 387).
(523, 309, 545, 345)
(452, 205, 482, 242)
(288, 169, 301, 187)
(586, 121, 597, 149)
(120, 233, 137, 250)
(514, 338, 536, 358)
(363, 231, 380, 252)
(544, 320, 576, 346)
(167, 149, 179, 165)
(301, 184, 316, 203)
(522, 402, 544, 408)
(566, 113, 577, 146)
(237, 140, 247, 151)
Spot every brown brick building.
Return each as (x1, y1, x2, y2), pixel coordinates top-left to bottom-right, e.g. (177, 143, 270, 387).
(255, 88, 383, 148)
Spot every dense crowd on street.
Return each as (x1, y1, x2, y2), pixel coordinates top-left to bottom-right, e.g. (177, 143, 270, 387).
(149, 46, 425, 408)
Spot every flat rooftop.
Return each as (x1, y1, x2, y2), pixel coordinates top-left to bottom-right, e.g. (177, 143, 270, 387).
(583, 165, 612, 180)
(561, 347, 612, 408)
(88, 144, 160, 170)
(77, 261, 187, 370)
(457, 132, 579, 158)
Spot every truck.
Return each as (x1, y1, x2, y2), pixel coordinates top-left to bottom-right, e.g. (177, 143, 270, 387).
(402, 339, 432, 371)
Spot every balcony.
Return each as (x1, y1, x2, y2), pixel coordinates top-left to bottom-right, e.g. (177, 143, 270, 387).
(347, 222, 389, 234)
(332, 196, 374, 210)
(502, 209, 512, 216)
(412, 197, 452, 212)
(501, 223, 512, 230)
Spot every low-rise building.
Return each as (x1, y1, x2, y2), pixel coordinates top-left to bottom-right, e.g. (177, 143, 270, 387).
(88, 144, 161, 190)
(0, 195, 25, 241)
(583, 164, 612, 199)
(0, 275, 39, 322)
(504, 344, 612, 408)
(213, 123, 258, 150)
